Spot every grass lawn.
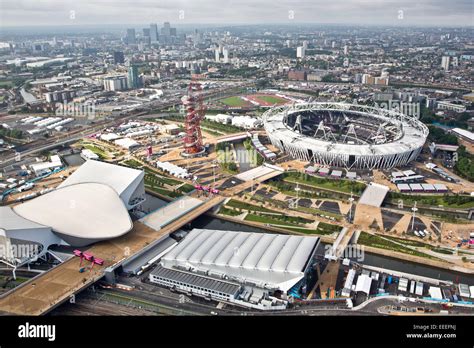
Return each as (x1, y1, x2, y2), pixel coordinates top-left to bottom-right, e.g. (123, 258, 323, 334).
(292, 204, 343, 220)
(257, 212, 313, 224)
(219, 96, 248, 107)
(279, 226, 328, 235)
(122, 159, 143, 168)
(388, 193, 474, 209)
(383, 235, 432, 248)
(126, 159, 183, 187)
(84, 144, 107, 159)
(244, 213, 305, 227)
(226, 199, 276, 213)
(431, 248, 454, 255)
(383, 235, 455, 255)
(358, 232, 442, 260)
(0, 80, 14, 88)
(218, 206, 242, 217)
(254, 95, 287, 105)
(178, 183, 195, 193)
(145, 183, 182, 198)
(317, 222, 342, 234)
(283, 172, 366, 195)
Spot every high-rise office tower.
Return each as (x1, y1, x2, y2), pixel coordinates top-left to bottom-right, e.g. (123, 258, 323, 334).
(441, 56, 450, 71)
(128, 64, 141, 89)
(150, 23, 159, 43)
(126, 28, 136, 45)
(296, 46, 305, 58)
(142, 28, 151, 45)
(161, 22, 171, 43)
(113, 51, 125, 64)
(452, 56, 459, 67)
(223, 48, 229, 63)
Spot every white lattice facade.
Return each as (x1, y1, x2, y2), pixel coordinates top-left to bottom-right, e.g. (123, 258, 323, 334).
(263, 102, 428, 170)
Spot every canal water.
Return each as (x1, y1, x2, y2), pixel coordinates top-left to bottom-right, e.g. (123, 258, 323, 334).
(145, 194, 474, 284)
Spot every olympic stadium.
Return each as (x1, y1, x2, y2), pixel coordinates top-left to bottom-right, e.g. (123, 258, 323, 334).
(263, 102, 429, 169)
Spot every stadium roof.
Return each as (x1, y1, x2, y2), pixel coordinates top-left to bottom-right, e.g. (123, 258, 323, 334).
(161, 229, 320, 291)
(358, 183, 389, 207)
(263, 102, 428, 157)
(59, 159, 143, 198)
(13, 182, 133, 246)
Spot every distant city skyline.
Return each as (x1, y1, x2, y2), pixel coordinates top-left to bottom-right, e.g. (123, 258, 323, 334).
(1, 0, 473, 28)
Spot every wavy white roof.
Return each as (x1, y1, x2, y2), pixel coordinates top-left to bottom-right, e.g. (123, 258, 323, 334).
(161, 229, 320, 291)
(13, 182, 133, 243)
(0, 206, 48, 231)
(59, 159, 143, 197)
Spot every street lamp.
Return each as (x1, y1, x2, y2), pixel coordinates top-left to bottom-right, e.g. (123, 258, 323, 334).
(411, 202, 418, 232)
(348, 190, 355, 223)
(294, 183, 300, 208)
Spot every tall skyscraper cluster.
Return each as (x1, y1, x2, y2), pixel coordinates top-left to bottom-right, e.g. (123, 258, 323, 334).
(125, 22, 177, 46)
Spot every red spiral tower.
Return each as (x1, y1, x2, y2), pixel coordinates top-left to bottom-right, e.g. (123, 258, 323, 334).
(182, 78, 206, 156)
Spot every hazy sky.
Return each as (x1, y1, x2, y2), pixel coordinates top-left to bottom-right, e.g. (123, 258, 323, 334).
(1, 0, 473, 27)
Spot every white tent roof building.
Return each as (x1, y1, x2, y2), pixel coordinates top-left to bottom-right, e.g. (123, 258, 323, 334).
(161, 229, 320, 292)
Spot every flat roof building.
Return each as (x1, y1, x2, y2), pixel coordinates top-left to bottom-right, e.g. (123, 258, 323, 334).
(451, 128, 474, 144)
(358, 183, 389, 207)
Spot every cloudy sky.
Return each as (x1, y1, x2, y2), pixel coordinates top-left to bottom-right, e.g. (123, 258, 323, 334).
(0, 0, 473, 27)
